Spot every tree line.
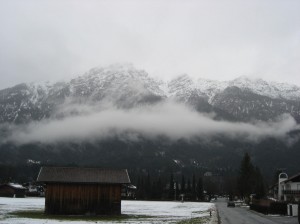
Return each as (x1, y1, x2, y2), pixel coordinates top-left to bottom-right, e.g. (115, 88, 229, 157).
(134, 173, 205, 201)
(133, 152, 267, 202)
(0, 152, 268, 202)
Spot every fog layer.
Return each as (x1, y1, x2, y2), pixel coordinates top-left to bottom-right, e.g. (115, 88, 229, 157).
(5, 101, 299, 144)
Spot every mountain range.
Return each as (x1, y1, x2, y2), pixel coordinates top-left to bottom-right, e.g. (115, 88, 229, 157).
(1, 63, 300, 124)
(1, 64, 300, 182)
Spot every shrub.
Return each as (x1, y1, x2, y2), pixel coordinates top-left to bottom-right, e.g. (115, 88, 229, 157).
(250, 204, 268, 214)
(269, 202, 287, 215)
(250, 200, 287, 215)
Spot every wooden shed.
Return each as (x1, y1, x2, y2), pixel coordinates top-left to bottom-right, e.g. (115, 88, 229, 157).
(37, 167, 131, 215)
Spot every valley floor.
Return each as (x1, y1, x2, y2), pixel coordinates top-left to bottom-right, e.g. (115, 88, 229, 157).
(0, 197, 214, 224)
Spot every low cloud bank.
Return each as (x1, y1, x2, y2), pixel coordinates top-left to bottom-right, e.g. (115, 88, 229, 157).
(3, 101, 300, 144)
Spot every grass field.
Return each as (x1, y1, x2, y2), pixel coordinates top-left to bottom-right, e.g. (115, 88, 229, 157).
(0, 197, 214, 223)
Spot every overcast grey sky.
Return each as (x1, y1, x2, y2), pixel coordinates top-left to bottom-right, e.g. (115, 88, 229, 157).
(0, 0, 299, 89)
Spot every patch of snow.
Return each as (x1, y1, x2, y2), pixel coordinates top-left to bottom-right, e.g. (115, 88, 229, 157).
(0, 198, 214, 224)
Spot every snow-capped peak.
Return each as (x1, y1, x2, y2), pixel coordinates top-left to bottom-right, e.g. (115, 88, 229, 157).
(69, 63, 165, 98)
(228, 76, 300, 100)
(87, 63, 144, 78)
(1, 64, 300, 124)
(167, 74, 200, 100)
(195, 78, 228, 102)
(19, 65, 300, 103)
(167, 74, 300, 101)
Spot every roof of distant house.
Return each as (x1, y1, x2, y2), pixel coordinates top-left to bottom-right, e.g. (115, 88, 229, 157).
(37, 167, 131, 184)
(0, 183, 26, 189)
(283, 172, 300, 183)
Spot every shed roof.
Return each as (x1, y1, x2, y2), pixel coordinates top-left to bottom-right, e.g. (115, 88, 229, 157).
(37, 167, 131, 184)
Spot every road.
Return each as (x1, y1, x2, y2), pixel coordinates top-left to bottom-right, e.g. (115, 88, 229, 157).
(215, 198, 298, 224)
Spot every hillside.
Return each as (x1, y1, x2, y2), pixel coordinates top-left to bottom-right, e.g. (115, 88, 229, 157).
(0, 64, 300, 182)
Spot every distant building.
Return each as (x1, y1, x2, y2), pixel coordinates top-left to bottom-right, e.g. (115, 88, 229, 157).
(23, 182, 45, 197)
(281, 173, 300, 202)
(121, 184, 137, 199)
(269, 172, 300, 202)
(0, 183, 26, 198)
(37, 167, 131, 215)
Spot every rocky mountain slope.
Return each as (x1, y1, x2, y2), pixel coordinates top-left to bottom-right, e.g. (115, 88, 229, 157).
(1, 64, 300, 181)
(1, 64, 300, 124)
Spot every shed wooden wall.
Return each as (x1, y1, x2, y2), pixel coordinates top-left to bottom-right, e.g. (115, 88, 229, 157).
(45, 183, 121, 215)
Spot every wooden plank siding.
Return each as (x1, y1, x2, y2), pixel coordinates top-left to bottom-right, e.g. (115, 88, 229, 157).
(37, 167, 130, 215)
(45, 183, 121, 215)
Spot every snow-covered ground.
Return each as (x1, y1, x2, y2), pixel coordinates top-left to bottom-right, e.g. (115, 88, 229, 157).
(0, 197, 214, 224)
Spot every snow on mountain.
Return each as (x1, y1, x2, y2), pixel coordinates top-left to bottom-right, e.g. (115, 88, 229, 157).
(167, 75, 300, 101)
(69, 63, 165, 101)
(1, 64, 300, 123)
(228, 76, 300, 101)
(194, 78, 228, 103)
(167, 74, 205, 100)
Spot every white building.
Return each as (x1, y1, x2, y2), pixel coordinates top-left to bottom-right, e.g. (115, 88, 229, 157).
(280, 173, 300, 202)
(271, 172, 300, 202)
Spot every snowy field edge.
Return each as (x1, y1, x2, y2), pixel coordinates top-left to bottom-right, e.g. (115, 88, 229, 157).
(0, 197, 215, 224)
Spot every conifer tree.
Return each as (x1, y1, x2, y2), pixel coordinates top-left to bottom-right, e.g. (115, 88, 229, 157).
(156, 176, 163, 200)
(196, 177, 204, 201)
(168, 173, 175, 199)
(145, 172, 151, 199)
(253, 166, 266, 199)
(192, 173, 196, 200)
(187, 179, 192, 195)
(136, 175, 145, 199)
(175, 181, 179, 200)
(237, 152, 255, 199)
(181, 175, 186, 195)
